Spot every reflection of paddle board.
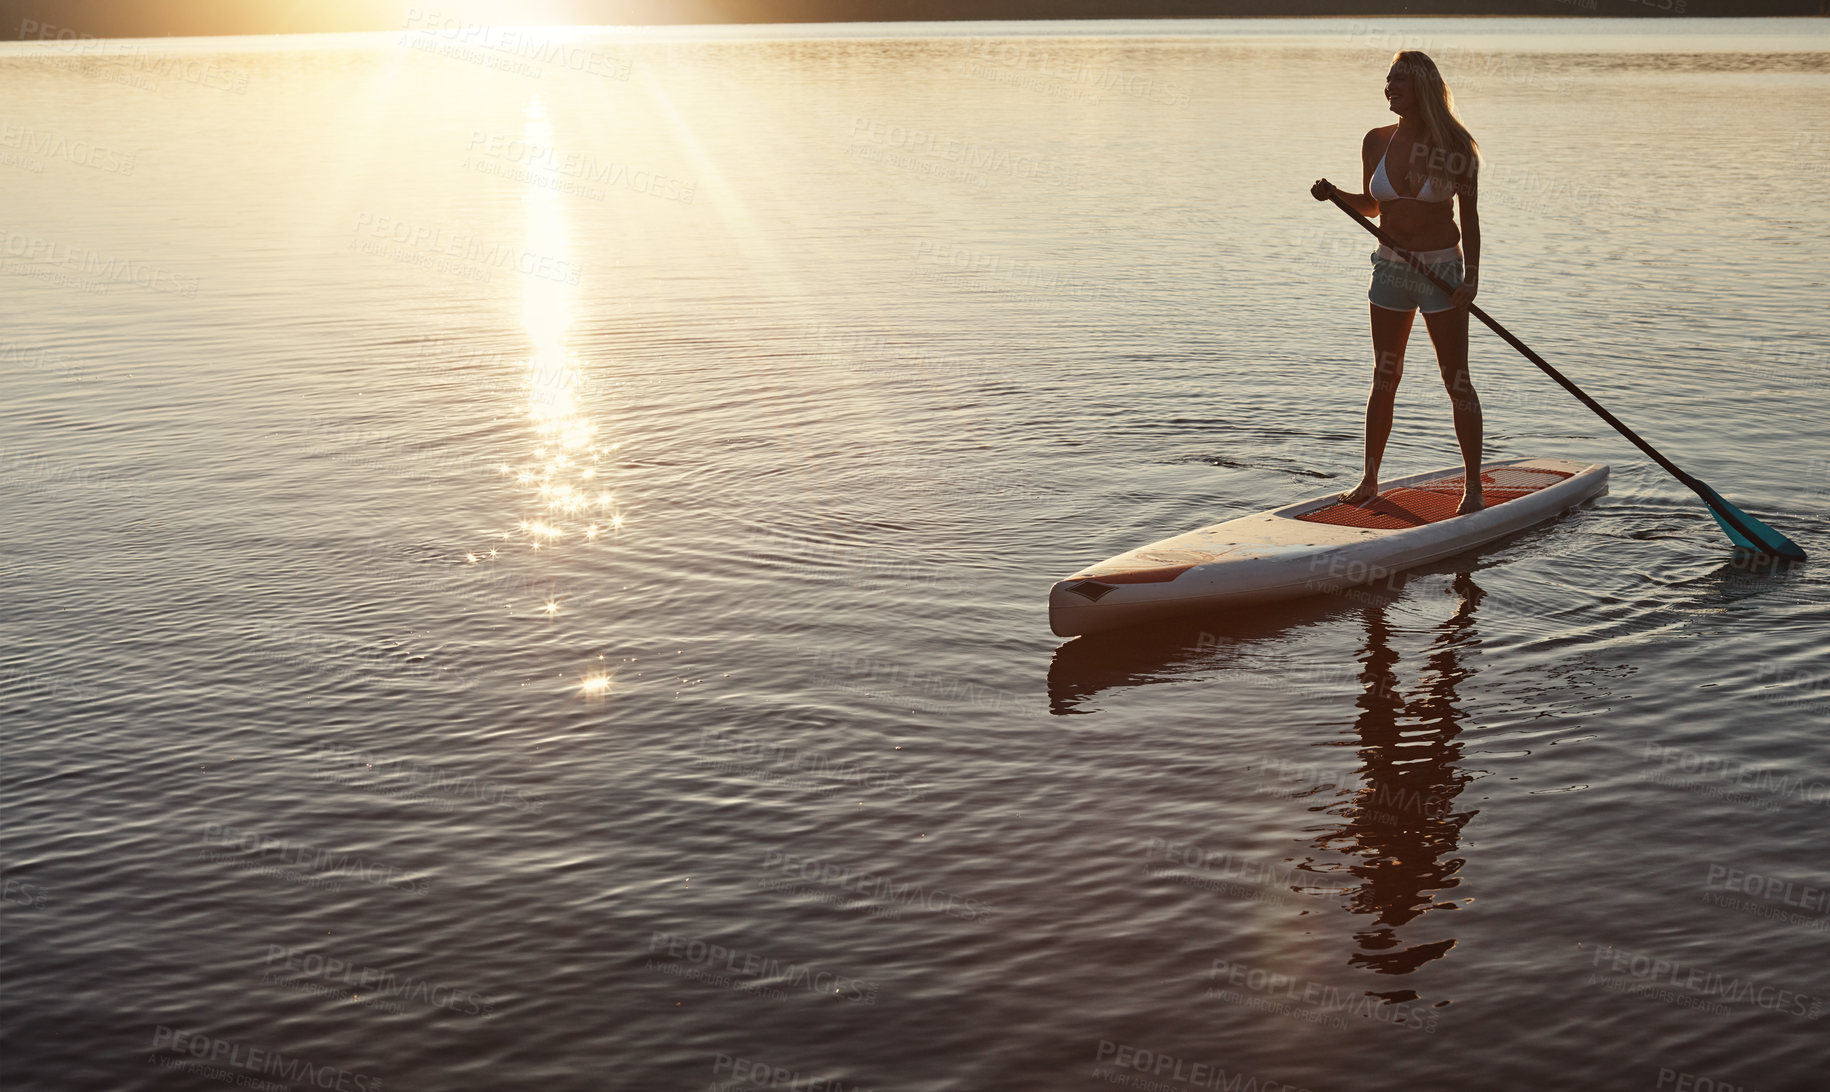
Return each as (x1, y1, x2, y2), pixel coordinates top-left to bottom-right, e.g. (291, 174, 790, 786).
(1049, 457, 1608, 637)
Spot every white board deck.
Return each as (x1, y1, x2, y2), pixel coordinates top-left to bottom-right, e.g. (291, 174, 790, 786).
(1048, 457, 1608, 637)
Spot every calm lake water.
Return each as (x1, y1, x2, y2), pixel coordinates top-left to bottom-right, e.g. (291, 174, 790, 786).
(3, 15, 1828, 1092)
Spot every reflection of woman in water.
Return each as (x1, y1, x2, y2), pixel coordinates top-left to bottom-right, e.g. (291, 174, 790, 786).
(1043, 568, 1488, 980)
(1311, 52, 1486, 516)
(1316, 574, 1483, 976)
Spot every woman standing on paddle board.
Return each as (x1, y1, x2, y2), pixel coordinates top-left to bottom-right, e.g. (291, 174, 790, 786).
(1312, 52, 1485, 515)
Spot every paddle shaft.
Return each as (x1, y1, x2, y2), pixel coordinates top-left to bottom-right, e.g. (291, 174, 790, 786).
(1324, 192, 1775, 551)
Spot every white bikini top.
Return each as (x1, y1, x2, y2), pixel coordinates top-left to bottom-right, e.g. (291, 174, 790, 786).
(1370, 130, 1453, 203)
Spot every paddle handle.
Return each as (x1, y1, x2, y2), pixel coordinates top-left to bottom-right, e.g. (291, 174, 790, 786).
(1323, 191, 1729, 505)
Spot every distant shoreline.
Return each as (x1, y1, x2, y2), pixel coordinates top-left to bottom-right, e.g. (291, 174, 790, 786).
(2, 1, 1826, 43)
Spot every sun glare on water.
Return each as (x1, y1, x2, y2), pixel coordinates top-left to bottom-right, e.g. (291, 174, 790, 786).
(439, 93, 632, 691)
(503, 94, 626, 551)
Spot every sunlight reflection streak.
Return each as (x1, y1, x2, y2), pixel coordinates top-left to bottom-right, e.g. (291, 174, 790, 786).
(506, 94, 626, 548)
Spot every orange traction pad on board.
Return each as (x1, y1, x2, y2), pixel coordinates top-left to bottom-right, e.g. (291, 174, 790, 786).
(1297, 467, 1574, 530)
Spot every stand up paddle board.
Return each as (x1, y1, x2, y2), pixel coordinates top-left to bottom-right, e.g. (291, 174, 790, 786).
(1049, 457, 1607, 637)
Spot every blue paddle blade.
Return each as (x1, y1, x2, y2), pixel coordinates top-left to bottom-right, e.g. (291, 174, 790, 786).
(1694, 482, 1806, 560)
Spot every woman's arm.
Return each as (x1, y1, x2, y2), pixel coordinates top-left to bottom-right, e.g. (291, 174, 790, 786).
(1346, 127, 1385, 216)
(1333, 187, 1380, 218)
(1452, 174, 1479, 307)
(1310, 128, 1385, 216)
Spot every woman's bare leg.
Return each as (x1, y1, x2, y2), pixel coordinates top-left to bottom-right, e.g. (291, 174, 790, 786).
(1422, 304, 1484, 514)
(1340, 304, 1415, 505)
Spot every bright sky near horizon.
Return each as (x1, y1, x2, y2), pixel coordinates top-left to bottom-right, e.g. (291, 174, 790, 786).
(1, 1, 769, 39)
(15, 0, 1818, 42)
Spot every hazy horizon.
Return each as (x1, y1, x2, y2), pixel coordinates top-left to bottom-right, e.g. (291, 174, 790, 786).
(3, 0, 1825, 41)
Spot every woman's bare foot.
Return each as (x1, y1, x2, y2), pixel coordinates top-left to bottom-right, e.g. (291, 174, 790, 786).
(1337, 477, 1380, 506)
(1456, 488, 1485, 516)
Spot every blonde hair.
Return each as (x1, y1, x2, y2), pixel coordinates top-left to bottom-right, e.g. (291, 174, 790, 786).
(1391, 51, 1480, 196)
